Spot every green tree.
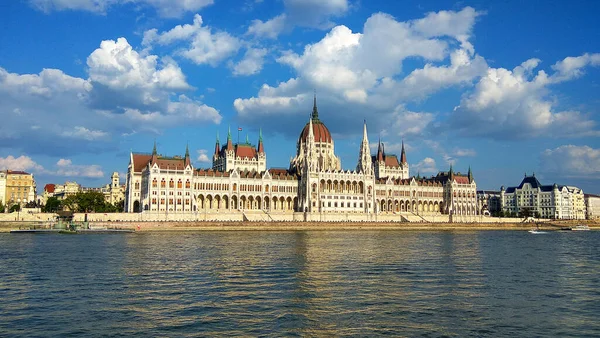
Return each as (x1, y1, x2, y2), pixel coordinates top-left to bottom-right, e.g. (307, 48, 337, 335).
(10, 204, 21, 212)
(0, 203, 4, 213)
(43, 197, 62, 212)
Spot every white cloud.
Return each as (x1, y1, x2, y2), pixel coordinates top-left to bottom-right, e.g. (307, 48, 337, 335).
(54, 159, 104, 178)
(61, 126, 108, 141)
(235, 8, 483, 138)
(540, 145, 600, 178)
(451, 55, 600, 139)
(0, 38, 221, 156)
(143, 14, 241, 67)
(247, 14, 287, 39)
(196, 149, 210, 163)
(246, 0, 350, 39)
(0, 155, 45, 172)
(29, 0, 213, 18)
(413, 157, 437, 174)
(383, 106, 436, 137)
(550, 53, 600, 82)
(232, 48, 268, 76)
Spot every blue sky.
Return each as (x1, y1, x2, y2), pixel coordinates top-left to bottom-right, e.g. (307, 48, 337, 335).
(1, 0, 599, 194)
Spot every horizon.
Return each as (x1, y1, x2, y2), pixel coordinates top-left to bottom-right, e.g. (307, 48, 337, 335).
(1, 0, 599, 194)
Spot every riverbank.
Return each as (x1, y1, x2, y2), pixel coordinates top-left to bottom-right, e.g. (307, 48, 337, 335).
(2, 220, 598, 232)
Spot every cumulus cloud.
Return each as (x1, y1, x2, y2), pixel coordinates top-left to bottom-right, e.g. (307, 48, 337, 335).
(451, 55, 600, 139)
(246, 0, 350, 39)
(235, 8, 483, 139)
(0, 38, 221, 156)
(29, 0, 214, 18)
(232, 48, 268, 76)
(54, 159, 104, 178)
(196, 149, 210, 163)
(413, 157, 437, 174)
(143, 14, 240, 67)
(540, 145, 600, 179)
(0, 155, 45, 172)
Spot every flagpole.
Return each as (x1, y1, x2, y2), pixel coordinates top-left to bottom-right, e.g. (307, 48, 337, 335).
(237, 127, 240, 145)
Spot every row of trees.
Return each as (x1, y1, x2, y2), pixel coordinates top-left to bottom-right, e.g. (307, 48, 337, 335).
(43, 191, 124, 213)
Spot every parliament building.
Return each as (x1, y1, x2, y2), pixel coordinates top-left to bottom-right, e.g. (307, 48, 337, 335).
(124, 98, 478, 222)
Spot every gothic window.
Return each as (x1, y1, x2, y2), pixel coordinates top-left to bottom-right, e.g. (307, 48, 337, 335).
(152, 179, 157, 188)
(169, 180, 175, 188)
(177, 199, 182, 205)
(185, 180, 190, 189)
(177, 180, 182, 189)
(265, 185, 269, 192)
(233, 183, 237, 192)
(161, 179, 166, 188)
(135, 182, 140, 189)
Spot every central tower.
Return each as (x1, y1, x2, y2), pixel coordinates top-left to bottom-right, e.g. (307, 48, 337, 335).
(289, 94, 341, 175)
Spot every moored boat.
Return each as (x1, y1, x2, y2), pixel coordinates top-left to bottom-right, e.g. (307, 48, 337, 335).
(571, 224, 590, 231)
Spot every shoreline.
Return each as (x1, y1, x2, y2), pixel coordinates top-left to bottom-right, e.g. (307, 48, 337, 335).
(1, 220, 597, 232)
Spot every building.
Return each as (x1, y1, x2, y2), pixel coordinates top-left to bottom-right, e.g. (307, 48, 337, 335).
(2, 170, 36, 207)
(500, 174, 585, 219)
(585, 194, 600, 219)
(477, 190, 502, 216)
(0, 171, 6, 207)
(53, 181, 82, 200)
(124, 97, 478, 221)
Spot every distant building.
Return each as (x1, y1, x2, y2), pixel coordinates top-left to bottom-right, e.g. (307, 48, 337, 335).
(500, 174, 585, 220)
(477, 190, 501, 216)
(0, 171, 6, 207)
(53, 181, 82, 200)
(585, 194, 600, 220)
(2, 170, 36, 207)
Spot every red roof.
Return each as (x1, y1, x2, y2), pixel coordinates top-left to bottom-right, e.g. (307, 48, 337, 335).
(235, 144, 257, 158)
(155, 158, 186, 170)
(454, 176, 470, 184)
(6, 170, 30, 175)
(384, 155, 400, 168)
(132, 154, 152, 173)
(44, 184, 56, 193)
(298, 120, 332, 144)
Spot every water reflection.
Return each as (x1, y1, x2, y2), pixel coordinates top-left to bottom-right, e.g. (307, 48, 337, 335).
(0, 231, 599, 337)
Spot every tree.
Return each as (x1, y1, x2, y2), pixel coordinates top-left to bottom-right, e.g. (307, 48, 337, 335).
(25, 201, 37, 208)
(10, 204, 20, 212)
(0, 203, 4, 213)
(43, 197, 61, 213)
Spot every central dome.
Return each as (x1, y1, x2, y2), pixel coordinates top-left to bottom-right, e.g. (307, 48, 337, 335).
(297, 95, 333, 144)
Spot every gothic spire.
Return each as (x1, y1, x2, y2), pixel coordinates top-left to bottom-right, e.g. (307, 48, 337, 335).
(258, 128, 264, 153)
(377, 136, 384, 162)
(152, 139, 157, 155)
(185, 143, 189, 158)
(449, 164, 454, 180)
(357, 120, 372, 174)
(227, 125, 231, 141)
(400, 139, 407, 164)
(468, 165, 473, 183)
(311, 90, 319, 120)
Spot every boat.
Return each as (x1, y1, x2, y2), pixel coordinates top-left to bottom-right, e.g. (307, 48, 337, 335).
(528, 229, 548, 234)
(571, 224, 590, 231)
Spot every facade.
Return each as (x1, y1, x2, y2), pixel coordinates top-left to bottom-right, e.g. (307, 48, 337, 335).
(0, 171, 5, 207)
(2, 170, 36, 207)
(477, 190, 502, 216)
(124, 98, 478, 221)
(585, 194, 600, 220)
(53, 181, 82, 200)
(83, 172, 125, 205)
(500, 174, 585, 220)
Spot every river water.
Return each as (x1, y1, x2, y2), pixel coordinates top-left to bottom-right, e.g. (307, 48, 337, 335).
(0, 230, 598, 337)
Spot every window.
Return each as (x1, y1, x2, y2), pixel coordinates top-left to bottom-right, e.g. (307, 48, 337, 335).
(177, 180, 182, 189)
(161, 179, 166, 188)
(185, 180, 190, 189)
(135, 182, 140, 189)
(169, 180, 175, 188)
(152, 179, 157, 188)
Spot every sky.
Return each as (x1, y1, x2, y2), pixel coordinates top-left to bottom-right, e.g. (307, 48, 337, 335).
(0, 0, 599, 194)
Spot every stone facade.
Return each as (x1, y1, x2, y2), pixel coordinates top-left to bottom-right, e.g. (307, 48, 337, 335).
(124, 98, 479, 221)
(501, 174, 585, 220)
(585, 194, 600, 220)
(477, 190, 502, 216)
(2, 170, 36, 207)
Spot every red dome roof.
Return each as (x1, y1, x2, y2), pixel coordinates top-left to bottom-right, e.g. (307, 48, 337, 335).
(298, 119, 332, 144)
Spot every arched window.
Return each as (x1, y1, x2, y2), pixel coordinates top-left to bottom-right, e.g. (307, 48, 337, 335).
(152, 179, 157, 188)
(134, 182, 140, 189)
(233, 183, 237, 192)
(177, 180, 182, 189)
(169, 179, 174, 188)
(161, 179, 166, 188)
(185, 180, 190, 189)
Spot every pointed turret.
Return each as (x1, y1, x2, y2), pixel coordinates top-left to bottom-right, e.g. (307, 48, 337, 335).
(311, 91, 319, 120)
(306, 116, 316, 171)
(226, 125, 233, 151)
(258, 128, 264, 153)
(151, 139, 158, 163)
(468, 165, 473, 183)
(449, 164, 454, 181)
(185, 142, 191, 166)
(400, 139, 407, 164)
(377, 137, 384, 162)
(357, 119, 372, 174)
(245, 133, 250, 145)
(214, 131, 220, 156)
